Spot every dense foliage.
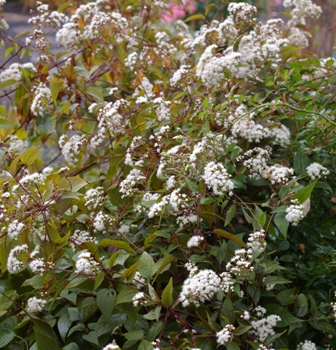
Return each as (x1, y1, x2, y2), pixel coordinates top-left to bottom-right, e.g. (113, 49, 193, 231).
(0, 0, 335, 349)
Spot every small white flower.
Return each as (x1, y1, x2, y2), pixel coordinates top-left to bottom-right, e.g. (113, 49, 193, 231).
(27, 297, 47, 313)
(216, 324, 235, 345)
(187, 236, 204, 248)
(306, 162, 329, 180)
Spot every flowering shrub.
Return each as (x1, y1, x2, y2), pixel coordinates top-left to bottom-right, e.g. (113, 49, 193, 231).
(0, 0, 335, 349)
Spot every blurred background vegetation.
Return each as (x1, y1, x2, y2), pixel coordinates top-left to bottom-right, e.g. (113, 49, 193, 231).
(3, 0, 336, 56)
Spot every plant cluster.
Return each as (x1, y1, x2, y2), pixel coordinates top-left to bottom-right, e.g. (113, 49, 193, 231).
(0, 0, 335, 349)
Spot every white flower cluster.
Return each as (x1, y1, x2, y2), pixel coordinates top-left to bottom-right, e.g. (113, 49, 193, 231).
(7, 135, 28, 155)
(296, 340, 317, 350)
(285, 199, 310, 225)
(202, 162, 234, 196)
(251, 314, 281, 341)
(216, 324, 235, 345)
(59, 134, 87, 167)
(102, 340, 120, 350)
(306, 162, 329, 180)
(31, 83, 52, 116)
(0, 63, 35, 84)
(238, 147, 270, 179)
(263, 165, 294, 184)
(27, 296, 47, 313)
(7, 219, 25, 239)
(227, 2, 257, 23)
(283, 0, 322, 26)
(232, 116, 270, 143)
(92, 211, 115, 232)
(170, 65, 190, 87)
(187, 235, 204, 248)
(119, 169, 146, 198)
(28, 1, 67, 28)
(29, 258, 53, 274)
(70, 230, 97, 250)
(75, 251, 100, 276)
(97, 100, 127, 135)
(153, 97, 171, 122)
(84, 187, 105, 210)
(132, 271, 146, 289)
(132, 292, 145, 307)
(180, 268, 221, 307)
(226, 248, 253, 277)
(7, 244, 28, 273)
(247, 230, 266, 256)
(56, 2, 128, 48)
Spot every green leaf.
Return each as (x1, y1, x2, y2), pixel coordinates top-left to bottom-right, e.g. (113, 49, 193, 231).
(184, 14, 205, 22)
(221, 297, 236, 325)
(0, 118, 13, 129)
(138, 251, 156, 279)
(185, 177, 199, 192)
(87, 86, 104, 102)
(58, 176, 88, 192)
(234, 325, 253, 336)
(57, 314, 72, 342)
(263, 276, 291, 285)
(293, 179, 317, 203)
(32, 318, 62, 350)
(98, 239, 136, 254)
(148, 320, 163, 340)
(82, 332, 99, 346)
(115, 286, 137, 305)
(274, 211, 289, 239)
(205, 3, 216, 15)
(277, 288, 295, 305)
(124, 330, 144, 341)
(295, 293, 308, 317)
(50, 81, 60, 105)
(213, 229, 247, 248)
(21, 146, 40, 165)
(294, 150, 310, 175)
(97, 288, 116, 319)
(161, 277, 173, 308)
(138, 339, 154, 350)
(225, 204, 236, 226)
(63, 343, 79, 350)
(155, 256, 174, 278)
(0, 316, 17, 348)
(0, 79, 17, 90)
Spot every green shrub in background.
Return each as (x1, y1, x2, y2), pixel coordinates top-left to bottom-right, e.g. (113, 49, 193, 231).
(0, 0, 335, 349)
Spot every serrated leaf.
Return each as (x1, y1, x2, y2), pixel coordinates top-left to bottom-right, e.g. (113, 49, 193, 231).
(97, 288, 116, 319)
(185, 14, 205, 22)
(161, 277, 173, 308)
(213, 229, 247, 248)
(21, 146, 40, 165)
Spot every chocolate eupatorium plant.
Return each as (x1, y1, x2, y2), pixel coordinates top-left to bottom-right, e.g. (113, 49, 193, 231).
(0, 0, 335, 349)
